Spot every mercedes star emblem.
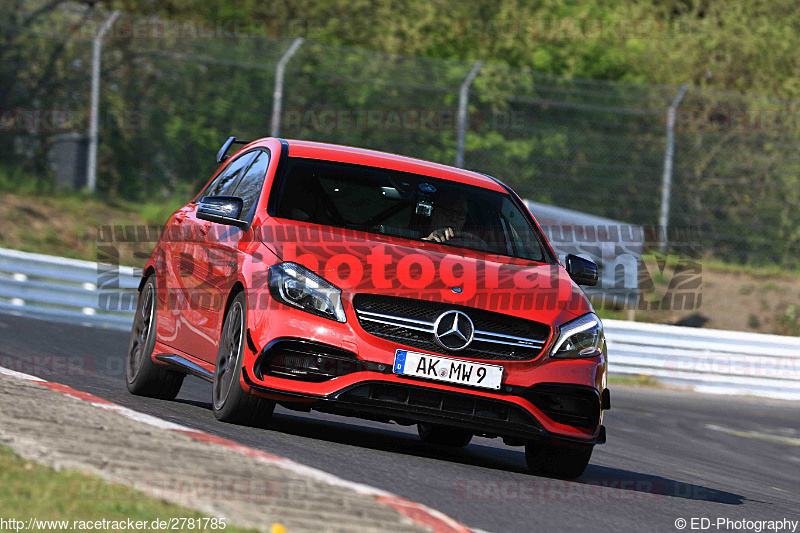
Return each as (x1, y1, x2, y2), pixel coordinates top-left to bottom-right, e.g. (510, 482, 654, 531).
(433, 310, 475, 351)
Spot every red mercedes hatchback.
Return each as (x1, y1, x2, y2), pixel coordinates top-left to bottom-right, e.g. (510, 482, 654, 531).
(127, 137, 609, 478)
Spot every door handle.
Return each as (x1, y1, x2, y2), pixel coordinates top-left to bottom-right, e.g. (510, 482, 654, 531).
(200, 222, 211, 235)
(174, 212, 186, 223)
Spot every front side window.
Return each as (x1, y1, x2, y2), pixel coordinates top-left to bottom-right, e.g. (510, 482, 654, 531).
(233, 151, 270, 219)
(197, 151, 257, 201)
(273, 158, 548, 262)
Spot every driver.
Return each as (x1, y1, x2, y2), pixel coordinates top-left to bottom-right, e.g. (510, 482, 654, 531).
(422, 194, 469, 243)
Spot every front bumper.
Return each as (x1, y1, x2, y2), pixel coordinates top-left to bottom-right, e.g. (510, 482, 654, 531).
(243, 367, 606, 445)
(242, 335, 608, 446)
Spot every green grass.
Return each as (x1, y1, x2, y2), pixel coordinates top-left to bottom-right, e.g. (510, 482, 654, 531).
(591, 302, 652, 322)
(0, 165, 53, 195)
(607, 374, 661, 387)
(593, 307, 629, 321)
(704, 260, 800, 279)
(0, 446, 257, 532)
(0, 168, 187, 266)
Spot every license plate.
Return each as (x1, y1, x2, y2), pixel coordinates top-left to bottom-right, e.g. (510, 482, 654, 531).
(393, 350, 503, 390)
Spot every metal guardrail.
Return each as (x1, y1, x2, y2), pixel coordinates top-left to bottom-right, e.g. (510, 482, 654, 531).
(604, 320, 800, 400)
(0, 247, 140, 330)
(1, 247, 798, 399)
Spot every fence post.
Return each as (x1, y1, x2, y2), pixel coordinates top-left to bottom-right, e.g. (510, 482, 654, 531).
(86, 10, 120, 193)
(455, 61, 483, 168)
(658, 83, 689, 252)
(270, 38, 304, 138)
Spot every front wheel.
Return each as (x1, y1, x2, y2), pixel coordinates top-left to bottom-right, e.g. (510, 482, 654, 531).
(417, 423, 472, 447)
(525, 441, 593, 479)
(211, 291, 274, 426)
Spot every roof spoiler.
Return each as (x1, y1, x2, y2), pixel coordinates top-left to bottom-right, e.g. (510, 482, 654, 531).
(216, 136, 251, 164)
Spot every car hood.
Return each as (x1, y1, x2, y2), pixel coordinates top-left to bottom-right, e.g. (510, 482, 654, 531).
(260, 219, 592, 325)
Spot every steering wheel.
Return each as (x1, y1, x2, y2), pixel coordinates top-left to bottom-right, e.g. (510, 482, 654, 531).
(446, 230, 489, 249)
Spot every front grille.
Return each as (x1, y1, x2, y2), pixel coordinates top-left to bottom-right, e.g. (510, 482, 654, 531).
(339, 382, 541, 432)
(353, 294, 551, 361)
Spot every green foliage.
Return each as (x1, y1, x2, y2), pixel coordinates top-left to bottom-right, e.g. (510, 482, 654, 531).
(114, 0, 800, 99)
(0, 165, 53, 195)
(2, 0, 800, 267)
(774, 304, 800, 336)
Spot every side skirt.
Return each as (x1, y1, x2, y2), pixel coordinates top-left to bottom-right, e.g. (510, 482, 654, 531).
(154, 353, 214, 382)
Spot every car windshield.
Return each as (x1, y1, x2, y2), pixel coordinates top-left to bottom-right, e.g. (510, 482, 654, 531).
(273, 157, 548, 262)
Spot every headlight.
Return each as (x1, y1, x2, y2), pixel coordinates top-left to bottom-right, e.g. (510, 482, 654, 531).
(268, 262, 347, 323)
(550, 313, 604, 359)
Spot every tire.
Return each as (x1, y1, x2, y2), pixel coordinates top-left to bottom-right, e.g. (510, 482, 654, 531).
(525, 441, 593, 479)
(212, 291, 275, 426)
(417, 423, 472, 448)
(126, 275, 184, 399)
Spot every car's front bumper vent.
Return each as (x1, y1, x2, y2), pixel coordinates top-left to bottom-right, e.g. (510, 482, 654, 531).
(525, 383, 601, 430)
(255, 339, 373, 382)
(339, 382, 541, 432)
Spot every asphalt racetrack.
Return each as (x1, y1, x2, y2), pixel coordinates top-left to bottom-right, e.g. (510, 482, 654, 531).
(1, 313, 797, 533)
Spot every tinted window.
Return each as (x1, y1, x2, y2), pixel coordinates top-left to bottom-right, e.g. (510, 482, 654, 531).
(233, 151, 270, 219)
(275, 158, 547, 262)
(197, 151, 257, 200)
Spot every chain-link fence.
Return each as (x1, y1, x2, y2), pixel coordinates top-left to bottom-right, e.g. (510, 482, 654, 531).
(2, 5, 799, 267)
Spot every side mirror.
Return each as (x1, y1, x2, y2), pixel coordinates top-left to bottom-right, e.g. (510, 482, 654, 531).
(565, 254, 598, 286)
(197, 196, 247, 228)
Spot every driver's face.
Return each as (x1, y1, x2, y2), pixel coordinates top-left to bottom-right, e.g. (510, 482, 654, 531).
(431, 198, 468, 230)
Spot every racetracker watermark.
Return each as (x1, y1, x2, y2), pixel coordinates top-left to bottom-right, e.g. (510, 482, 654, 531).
(455, 479, 660, 501)
(455, 477, 729, 502)
(457, 18, 665, 41)
(0, 355, 113, 379)
(78, 474, 279, 503)
(0, 109, 144, 132)
(665, 355, 800, 380)
(78, 16, 284, 40)
(676, 109, 800, 132)
(0, 517, 228, 531)
(281, 108, 525, 132)
(674, 517, 798, 532)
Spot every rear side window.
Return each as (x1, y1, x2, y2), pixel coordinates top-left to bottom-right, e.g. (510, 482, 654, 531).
(233, 151, 270, 219)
